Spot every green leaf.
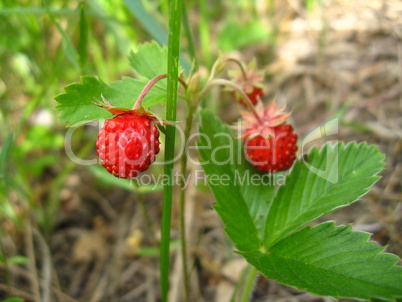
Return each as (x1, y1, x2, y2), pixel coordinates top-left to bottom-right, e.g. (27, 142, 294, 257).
(241, 222, 402, 301)
(3, 298, 24, 302)
(197, 109, 275, 251)
(9, 255, 29, 265)
(129, 41, 169, 82)
(218, 21, 273, 51)
(264, 142, 385, 248)
(87, 165, 162, 193)
(55, 76, 165, 127)
(0, 133, 13, 174)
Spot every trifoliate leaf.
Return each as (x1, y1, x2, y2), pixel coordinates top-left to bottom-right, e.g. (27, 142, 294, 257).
(241, 222, 402, 301)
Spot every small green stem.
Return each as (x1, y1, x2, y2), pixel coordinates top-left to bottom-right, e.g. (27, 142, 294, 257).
(198, 78, 263, 124)
(240, 266, 259, 302)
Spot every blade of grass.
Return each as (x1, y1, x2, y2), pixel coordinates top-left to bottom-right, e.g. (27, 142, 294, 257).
(160, 0, 182, 300)
(44, 2, 79, 69)
(181, 2, 197, 66)
(122, 0, 168, 45)
(78, 3, 88, 72)
(122, 0, 191, 73)
(0, 7, 77, 15)
(199, 0, 211, 67)
(0, 133, 13, 173)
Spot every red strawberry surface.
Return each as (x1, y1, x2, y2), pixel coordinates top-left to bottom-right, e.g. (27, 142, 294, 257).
(244, 123, 298, 172)
(96, 112, 160, 179)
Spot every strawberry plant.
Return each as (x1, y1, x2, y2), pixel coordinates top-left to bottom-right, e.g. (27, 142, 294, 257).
(55, 36, 402, 302)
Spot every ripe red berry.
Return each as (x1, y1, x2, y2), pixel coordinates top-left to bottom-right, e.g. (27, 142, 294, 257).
(240, 101, 298, 172)
(244, 123, 298, 172)
(96, 112, 160, 179)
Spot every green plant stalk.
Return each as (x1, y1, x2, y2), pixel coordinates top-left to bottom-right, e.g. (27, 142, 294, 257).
(0, 227, 11, 297)
(230, 265, 251, 302)
(199, 0, 211, 67)
(178, 105, 195, 302)
(25, 219, 41, 302)
(44, 1, 79, 69)
(78, 3, 88, 73)
(240, 266, 259, 302)
(181, 2, 197, 66)
(160, 0, 182, 300)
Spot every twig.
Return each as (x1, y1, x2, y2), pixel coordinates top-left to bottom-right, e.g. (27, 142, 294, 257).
(32, 228, 52, 302)
(25, 219, 41, 302)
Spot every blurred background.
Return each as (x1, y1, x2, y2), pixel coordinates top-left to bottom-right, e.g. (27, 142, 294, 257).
(0, 0, 401, 301)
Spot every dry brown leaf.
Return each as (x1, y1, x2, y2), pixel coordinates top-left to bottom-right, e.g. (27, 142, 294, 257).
(72, 231, 107, 262)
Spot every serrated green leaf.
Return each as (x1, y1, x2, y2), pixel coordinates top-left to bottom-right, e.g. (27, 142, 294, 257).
(241, 222, 402, 301)
(129, 41, 169, 83)
(55, 76, 166, 127)
(264, 142, 385, 248)
(198, 109, 275, 251)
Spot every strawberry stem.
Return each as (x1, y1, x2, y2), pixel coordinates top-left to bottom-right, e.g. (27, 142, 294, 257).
(200, 78, 263, 124)
(225, 57, 248, 81)
(133, 74, 188, 109)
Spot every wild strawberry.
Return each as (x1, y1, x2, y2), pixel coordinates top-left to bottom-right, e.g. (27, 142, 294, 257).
(96, 111, 160, 179)
(241, 101, 298, 172)
(228, 60, 264, 107)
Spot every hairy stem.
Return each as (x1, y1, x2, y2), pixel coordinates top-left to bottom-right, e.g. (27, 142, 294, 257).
(225, 57, 248, 81)
(198, 78, 263, 124)
(133, 74, 188, 110)
(133, 74, 168, 109)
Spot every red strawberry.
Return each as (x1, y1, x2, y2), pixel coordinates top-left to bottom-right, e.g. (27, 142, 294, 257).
(240, 101, 298, 172)
(96, 112, 160, 179)
(244, 123, 297, 172)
